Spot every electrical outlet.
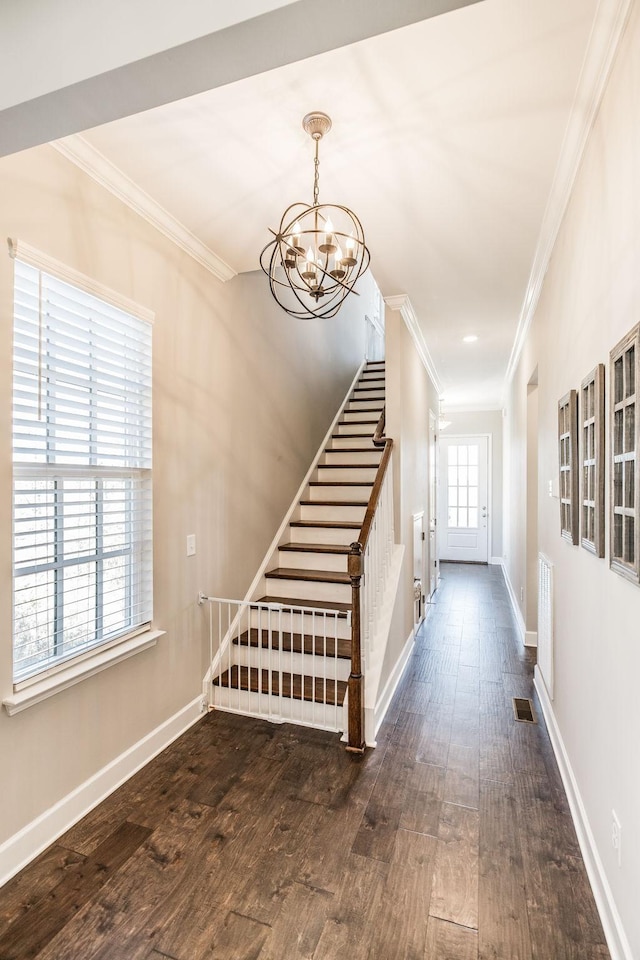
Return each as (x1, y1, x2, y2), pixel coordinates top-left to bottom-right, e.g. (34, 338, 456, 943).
(548, 479, 553, 497)
(612, 810, 622, 867)
(186, 533, 196, 557)
(520, 586, 524, 602)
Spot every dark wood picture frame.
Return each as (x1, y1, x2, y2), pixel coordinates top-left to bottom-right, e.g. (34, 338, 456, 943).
(558, 390, 579, 545)
(580, 364, 605, 557)
(610, 325, 640, 583)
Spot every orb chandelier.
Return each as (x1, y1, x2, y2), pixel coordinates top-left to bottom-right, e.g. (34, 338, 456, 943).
(260, 112, 370, 319)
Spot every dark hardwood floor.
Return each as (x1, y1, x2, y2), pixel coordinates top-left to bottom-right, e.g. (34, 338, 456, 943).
(0, 562, 609, 959)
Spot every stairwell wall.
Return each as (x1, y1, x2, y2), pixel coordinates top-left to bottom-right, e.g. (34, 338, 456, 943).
(503, 5, 640, 956)
(0, 143, 370, 858)
(383, 305, 439, 686)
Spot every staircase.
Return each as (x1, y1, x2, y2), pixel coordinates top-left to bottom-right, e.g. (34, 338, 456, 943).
(210, 361, 385, 731)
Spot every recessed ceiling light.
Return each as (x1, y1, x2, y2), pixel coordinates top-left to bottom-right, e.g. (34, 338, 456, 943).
(462, 334, 478, 343)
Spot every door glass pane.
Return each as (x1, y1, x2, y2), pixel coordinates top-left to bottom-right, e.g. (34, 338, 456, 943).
(446, 442, 483, 533)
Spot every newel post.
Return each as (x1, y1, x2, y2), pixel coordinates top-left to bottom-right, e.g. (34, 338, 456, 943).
(347, 542, 366, 753)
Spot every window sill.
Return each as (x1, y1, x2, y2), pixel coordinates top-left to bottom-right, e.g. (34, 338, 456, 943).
(3, 630, 164, 716)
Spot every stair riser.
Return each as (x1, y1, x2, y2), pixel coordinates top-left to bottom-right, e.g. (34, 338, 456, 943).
(352, 389, 385, 401)
(248, 608, 351, 638)
(316, 466, 378, 482)
(341, 411, 383, 424)
(231, 647, 350, 681)
(346, 399, 384, 412)
(307, 484, 372, 501)
(322, 450, 382, 465)
(278, 549, 348, 573)
(328, 436, 378, 450)
(336, 422, 375, 436)
(211, 691, 345, 732)
(289, 525, 359, 546)
(264, 576, 351, 605)
(299, 502, 366, 521)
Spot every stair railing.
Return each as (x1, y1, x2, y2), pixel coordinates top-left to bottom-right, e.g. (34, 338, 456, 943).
(199, 595, 348, 732)
(347, 407, 394, 752)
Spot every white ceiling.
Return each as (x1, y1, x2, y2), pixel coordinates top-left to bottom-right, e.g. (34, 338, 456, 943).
(66, 0, 599, 409)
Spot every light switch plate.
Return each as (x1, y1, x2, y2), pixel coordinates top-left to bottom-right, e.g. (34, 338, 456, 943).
(186, 534, 196, 557)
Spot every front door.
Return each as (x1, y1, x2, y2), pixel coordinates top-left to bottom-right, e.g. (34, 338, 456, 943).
(439, 435, 489, 563)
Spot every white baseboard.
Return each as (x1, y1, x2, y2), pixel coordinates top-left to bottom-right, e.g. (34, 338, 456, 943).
(0, 695, 203, 888)
(371, 627, 415, 745)
(525, 630, 538, 648)
(490, 556, 503, 565)
(499, 560, 526, 644)
(534, 670, 632, 960)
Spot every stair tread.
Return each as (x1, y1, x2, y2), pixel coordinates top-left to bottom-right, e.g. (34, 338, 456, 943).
(319, 463, 381, 469)
(339, 419, 379, 425)
(344, 406, 385, 412)
(233, 628, 351, 659)
(290, 520, 361, 529)
(325, 446, 379, 452)
(324, 447, 379, 453)
(331, 434, 375, 439)
(299, 499, 369, 506)
(213, 665, 347, 706)
(280, 542, 351, 554)
(256, 595, 351, 615)
(266, 566, 351, 584)
(308, 480, 374, 487)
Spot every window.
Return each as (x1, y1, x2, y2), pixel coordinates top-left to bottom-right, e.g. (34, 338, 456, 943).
(447, 442, 479, 529)
(610, 325, 639, 582)
(580, 364, 605, 557)
(12, 251, 153, 683)
(558, 390, 578, 544)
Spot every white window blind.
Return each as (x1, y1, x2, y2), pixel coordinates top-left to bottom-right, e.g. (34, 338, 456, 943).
(12, 257, 153, 683)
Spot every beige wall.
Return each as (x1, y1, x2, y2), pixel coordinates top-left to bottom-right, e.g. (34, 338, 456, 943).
(0, 145, 368, 846)
(504, 5, 640, 954)
(383, 307, 439, 680)
(441, 409, 503, 560)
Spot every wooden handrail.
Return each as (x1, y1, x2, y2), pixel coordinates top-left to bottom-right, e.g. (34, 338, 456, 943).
(346, 406, 393, 753)
(358, 438, 393, 555)
(373, 407, 386, 447)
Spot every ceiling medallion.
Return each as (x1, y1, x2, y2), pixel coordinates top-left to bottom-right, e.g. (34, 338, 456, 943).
(260, 112, 370, 319)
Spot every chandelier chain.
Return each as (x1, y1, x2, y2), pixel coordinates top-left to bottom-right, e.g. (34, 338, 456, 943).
(313, 138, 320, 207)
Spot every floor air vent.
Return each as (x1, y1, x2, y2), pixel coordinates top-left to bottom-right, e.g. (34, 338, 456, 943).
(512, 697, 537, 723)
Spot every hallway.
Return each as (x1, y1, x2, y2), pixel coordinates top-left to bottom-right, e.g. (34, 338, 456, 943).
(0, 564, 608, 959)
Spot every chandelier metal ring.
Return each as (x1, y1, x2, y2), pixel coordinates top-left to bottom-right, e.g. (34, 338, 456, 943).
(260, 113, 371, 320)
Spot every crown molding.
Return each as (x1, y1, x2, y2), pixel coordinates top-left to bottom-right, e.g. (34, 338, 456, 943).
(51, 135, 236, 284)
(503, 0, 634, 394)
(385, 294, 442, 395)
